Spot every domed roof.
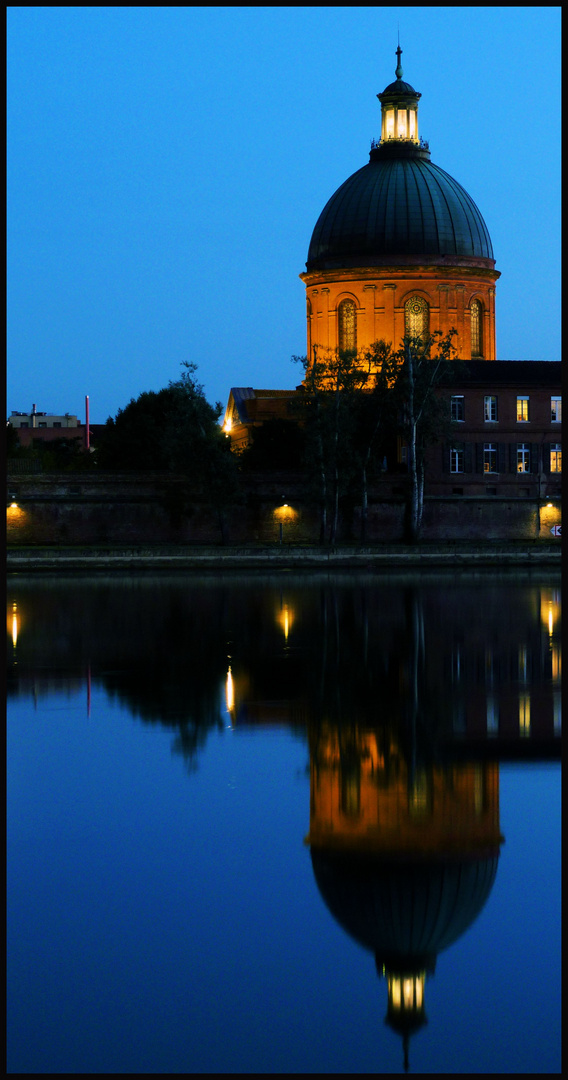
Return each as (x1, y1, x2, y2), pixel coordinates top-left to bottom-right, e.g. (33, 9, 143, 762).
(380, 78, 418, 95)
(306, 151, 494, 271)
(311, 850, 499, 967)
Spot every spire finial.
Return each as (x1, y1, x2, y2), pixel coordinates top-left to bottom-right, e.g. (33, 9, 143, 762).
(395, 41, 403, 80)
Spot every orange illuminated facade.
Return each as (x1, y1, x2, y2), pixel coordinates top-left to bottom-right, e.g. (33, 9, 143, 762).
(306, 724, 502, 858)
(300, 271, 498, 366)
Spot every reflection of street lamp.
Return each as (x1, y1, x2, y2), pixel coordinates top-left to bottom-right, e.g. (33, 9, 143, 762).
(11, 602, 19, 648)
(225, 664, 235, 726)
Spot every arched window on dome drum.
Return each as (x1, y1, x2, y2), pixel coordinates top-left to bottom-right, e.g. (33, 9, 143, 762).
(306, 299, 312, 362)
(338, 299, 357, 353)
(470, 299, 483, 357)
(404, 296, 429, 341)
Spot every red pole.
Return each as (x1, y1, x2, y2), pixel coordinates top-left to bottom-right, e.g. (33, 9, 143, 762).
(85, 395, 90, 450)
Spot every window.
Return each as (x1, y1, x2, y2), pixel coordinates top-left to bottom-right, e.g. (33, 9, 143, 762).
(484, 395, 498, 422)
(53, 421, 61, 428)
(471, 299, 483, 357)
(38, 422, 47, 428)
(519, 694, 531, 737)
(517, 444, 531, 473)
(550, 444, 562, 473)
(404, 296, 429, 340)
(517, 396, 529, 422)
(451, 395, 464, 422)
(483, 444, 497, 473)
(450, 446, 464, 473)
(20, 422, 28, 428)
(551, 396, 562, 422)
(338, 299, 357, 352)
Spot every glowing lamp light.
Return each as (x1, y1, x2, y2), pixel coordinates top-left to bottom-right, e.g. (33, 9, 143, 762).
(225, 665, 235, 716)
(387, 972, 426, 1015)
(8, 602, 20, 648)
(540, 591, 560, 637)
(276, 603, 295, 641)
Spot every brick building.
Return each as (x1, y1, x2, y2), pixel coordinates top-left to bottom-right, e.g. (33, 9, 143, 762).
(222, 47, 561, 527)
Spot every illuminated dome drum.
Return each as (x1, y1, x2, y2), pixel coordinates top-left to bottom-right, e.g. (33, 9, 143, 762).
(300, 47, 500, 363)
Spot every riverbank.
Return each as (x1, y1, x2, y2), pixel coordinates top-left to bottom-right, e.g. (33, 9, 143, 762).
(7, 541, 561, 571)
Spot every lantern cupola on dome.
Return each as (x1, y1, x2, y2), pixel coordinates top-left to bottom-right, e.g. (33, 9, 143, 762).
(377, 45, 421, 145)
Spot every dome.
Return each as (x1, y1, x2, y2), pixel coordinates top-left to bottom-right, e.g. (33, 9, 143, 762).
(380, 79, 418, 95)
(311, 849, 499, 968)
(306, 151, 495, 271)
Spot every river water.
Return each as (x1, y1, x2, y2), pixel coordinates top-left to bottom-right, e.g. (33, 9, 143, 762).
(7, 569, 561, 1074)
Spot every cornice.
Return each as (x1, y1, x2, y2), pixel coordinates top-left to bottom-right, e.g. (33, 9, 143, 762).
(300, 264, 501, 287)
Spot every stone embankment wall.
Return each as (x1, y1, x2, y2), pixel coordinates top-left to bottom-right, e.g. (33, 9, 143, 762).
(6, 470, 562, 545)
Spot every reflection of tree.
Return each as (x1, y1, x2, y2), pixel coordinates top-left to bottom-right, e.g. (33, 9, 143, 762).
(7, 570, 561, 772)
(7, 578, 233, 770)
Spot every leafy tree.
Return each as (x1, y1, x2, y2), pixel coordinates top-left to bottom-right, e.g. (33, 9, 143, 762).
(293, 331, 458, 545)
(6, 423, 21, 457)
(96, 363, 239, 540)
(348, 340, 402, 542)
(394, 330, 458, 543)
(293, 346, 372, 543)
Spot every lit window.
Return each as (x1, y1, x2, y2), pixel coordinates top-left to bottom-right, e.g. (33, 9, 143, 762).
(517, 396, 529, 422)
(385, 109, 395, 139)
(483, 444, 497, 473)
(551, 396, 561, 422)
(471, 299, 483, 357)
(484, 395, 498, 422)
(405, 296, 429, 340)
(450, 445, 464, 473)
(409, 770, 429, 814)
(338, 299, 357, 352)
(519, 694, 531, 737)
(517, 444, 531, 473)
(397, 110, 407, 139)
(451, 395, 464, 422)
(341, 768, 360, 817)
(550, 444, 562, 473)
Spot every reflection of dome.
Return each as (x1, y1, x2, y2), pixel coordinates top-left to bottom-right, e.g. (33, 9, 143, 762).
(311, 849, 499, 968)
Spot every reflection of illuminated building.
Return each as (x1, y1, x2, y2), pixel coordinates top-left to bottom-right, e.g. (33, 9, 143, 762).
(306, 723, 503, 1070)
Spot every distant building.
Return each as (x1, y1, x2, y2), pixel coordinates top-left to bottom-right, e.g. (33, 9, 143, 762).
(9, 407, 80, 429)
(7, 405, 106, 450)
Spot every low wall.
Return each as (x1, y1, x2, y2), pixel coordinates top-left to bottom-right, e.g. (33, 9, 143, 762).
(6, 471, 562, 545)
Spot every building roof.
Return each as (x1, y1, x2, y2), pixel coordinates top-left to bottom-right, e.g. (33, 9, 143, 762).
(446, 360, 561, 387)
(380, 78, 418, 96)
(306, 152, 495, 271)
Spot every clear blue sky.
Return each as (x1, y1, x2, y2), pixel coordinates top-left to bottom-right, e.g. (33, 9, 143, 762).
(7, 6, 561, 424)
